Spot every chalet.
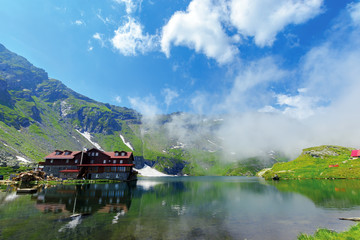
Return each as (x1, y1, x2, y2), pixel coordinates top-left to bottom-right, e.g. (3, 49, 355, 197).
(39, 148, 137, 181)
(351, 150, 360, 159)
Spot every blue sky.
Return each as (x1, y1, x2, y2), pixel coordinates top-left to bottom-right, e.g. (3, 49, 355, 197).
(0, 0, 359, 120)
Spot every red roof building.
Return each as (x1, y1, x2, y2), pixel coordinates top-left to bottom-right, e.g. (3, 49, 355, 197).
(39, 148, 137, 181)
(351, 150, 360, 158)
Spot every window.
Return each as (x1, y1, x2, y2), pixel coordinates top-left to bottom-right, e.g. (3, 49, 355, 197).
(121, 152, 126, 156)
(113, 160, 116, 164)
(96, 174, 99, 178)
(115, 152, 119, 156)
(116, 174, 119, 178)
(120, 160, 123, 164)
(55, 151, 61, 155)
(75, 159, 78, 164)
(96, 152, 99, 156)
(50, 159, 53, 163)
(66, 159, 69, 163)
(111, 167, 116, 172)
(64, 151, 71, 155)
(103, 160, 106, 164)
(91, 160, 94, 164)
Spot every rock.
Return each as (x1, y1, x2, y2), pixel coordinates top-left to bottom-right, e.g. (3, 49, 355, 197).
(273, 174, 280, 180)
(12, 170, 46, 182)
(339, 217, 360, 221)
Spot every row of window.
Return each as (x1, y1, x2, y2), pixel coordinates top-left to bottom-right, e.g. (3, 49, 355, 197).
(55, 151, 71, 155)
(49, 159, 78, 164)
(115, 152, 127, 156)
(49, 159, 126, 164)
(88, 152, 99, 156)
(88, 151, 126, 156)
(54, 151, 127, 157)
(89, 159, 124, 164)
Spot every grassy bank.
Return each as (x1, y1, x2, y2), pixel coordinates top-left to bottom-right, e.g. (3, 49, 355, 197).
(260, 146, 359, 180)
(298, 223, 360, 239)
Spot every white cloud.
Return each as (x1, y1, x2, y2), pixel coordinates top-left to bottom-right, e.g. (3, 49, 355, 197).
(190, 92, 210, 115)
(128, 95, 160, 117)
(276, 93, 320, 119)
(348, 1, 360, 25)
(114, 0, 142, 14)
(114, 96, 122, 103)
(161, 0, 323, 63)
(219, 57, 288, 113)
(93, 32, 105, 47)
(111, 17, 158, 56)
(74, 20, 84, 26)
(162, 88, 179, 108)
(230, 0, 324, 46)
(96, 10, 111, 24)
(161, 0, 238, 64)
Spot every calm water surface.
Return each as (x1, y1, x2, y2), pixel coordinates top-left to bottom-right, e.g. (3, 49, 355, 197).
(1, 177, 360, 240)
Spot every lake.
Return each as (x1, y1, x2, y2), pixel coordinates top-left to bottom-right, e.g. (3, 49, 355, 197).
(1, 177, 360, 240)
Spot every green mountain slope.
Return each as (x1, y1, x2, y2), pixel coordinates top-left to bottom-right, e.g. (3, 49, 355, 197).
(259, 145, 359, 179)
(0, 43, 276, 176)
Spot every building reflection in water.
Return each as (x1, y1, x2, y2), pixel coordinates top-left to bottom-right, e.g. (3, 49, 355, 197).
(35, 181, 137, 217)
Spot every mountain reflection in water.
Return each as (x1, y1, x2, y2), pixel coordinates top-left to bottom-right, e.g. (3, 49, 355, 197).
(2, 177, 360, 240)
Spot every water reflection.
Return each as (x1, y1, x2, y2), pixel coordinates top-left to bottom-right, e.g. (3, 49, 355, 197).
(269, 179, 360, 209)
(36, 182, 137, 216)
(2, 177, 360, 240)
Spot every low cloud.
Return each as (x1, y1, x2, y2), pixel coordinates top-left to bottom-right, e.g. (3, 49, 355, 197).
(217, 57, 288, 113)
(128, 95, 161, 118)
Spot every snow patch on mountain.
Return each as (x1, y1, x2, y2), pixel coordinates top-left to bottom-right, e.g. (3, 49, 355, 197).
(60, 100, 72, 117)
(76, 130, 103, 150)
(16, 156, 31, 163)
(134, 164, 172, 177)
(119, 134, 134, 151)
(171, 142, 185, 149)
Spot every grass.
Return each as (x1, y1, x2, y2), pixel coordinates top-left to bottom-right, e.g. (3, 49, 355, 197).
(298, 223, 360, 240)
(261, 146, 358, 180)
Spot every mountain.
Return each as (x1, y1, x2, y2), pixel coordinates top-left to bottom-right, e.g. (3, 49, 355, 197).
(0, 43, 276, 175)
